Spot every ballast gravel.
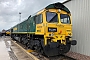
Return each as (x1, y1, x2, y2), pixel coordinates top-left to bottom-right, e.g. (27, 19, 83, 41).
(65, 51, 90, 60)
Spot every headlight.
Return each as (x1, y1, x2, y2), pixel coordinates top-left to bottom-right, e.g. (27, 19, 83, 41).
(49, 33, 54, 36)
(48, 27, 57, 32)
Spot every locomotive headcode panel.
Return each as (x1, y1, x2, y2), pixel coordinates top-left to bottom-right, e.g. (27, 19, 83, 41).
(11, 2, 77, 56)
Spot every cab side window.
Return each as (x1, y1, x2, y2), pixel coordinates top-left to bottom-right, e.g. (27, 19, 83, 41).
(35, 14, 42, 24)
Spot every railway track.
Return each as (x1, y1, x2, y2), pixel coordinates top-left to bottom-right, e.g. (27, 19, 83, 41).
(31, 52, 76, 60)
(47, 55, 76, 60)
(6, 36, 76, 60)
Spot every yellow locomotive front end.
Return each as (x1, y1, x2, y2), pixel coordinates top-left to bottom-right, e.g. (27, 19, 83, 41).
(33, 2, 76, 56)
(44, 9, 72, 45)
(41, 3, 77, 56)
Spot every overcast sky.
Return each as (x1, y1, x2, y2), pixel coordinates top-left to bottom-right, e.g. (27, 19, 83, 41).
(0, 0, 66, 31)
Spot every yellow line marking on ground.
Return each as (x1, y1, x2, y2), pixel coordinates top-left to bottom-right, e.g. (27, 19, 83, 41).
(11, 40, 39, 60)
(27, 49, 34, 53)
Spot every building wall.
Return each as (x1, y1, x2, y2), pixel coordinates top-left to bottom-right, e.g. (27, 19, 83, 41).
(64, 0, 90, 56)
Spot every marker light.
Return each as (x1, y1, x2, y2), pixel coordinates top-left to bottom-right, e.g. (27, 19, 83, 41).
(60, 30, 62, 34)
(58, 9, 61, 12)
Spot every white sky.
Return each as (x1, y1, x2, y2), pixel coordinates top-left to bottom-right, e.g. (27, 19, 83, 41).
(0, 0, 66, 31)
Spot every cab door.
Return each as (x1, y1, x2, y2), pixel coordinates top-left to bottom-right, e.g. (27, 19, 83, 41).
(35, 14, 44, 34)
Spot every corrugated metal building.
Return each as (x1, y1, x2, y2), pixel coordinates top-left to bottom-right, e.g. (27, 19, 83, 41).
(63, 0, 90, 56)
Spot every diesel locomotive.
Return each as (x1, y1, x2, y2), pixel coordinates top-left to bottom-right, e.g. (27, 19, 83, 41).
(11, 2, 77, 56)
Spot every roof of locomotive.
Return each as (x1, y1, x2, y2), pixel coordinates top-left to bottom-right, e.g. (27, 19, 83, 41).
(45, 2, 70, 13)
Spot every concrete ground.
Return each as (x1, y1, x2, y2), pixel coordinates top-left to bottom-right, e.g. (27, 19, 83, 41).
(0, 36, 10, 60)
(0, 36, 34, 60)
